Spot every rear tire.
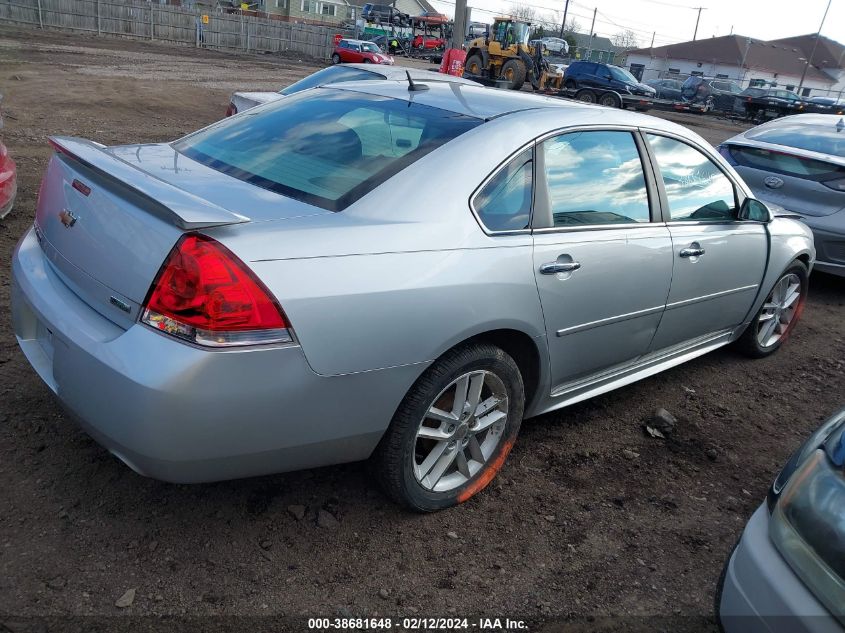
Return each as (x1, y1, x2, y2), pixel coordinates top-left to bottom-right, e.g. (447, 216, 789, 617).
(564, 78, 577, 90)
(575, 88, 597, 103)
(501, 59, 526, 90)
(372, 343, 525, 512)
(598, 91, 622, 108)
(734, 261, 808, 358)
(331, 53, 341, 64)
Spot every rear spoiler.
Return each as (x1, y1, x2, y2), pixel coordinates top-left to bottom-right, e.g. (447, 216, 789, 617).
(48, 136, 249, 230)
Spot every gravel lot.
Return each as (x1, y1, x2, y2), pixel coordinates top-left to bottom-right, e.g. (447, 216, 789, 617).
(1, 25, 844, 632)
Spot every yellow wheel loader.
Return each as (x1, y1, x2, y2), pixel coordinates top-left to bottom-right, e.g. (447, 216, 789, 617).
(464, 17, 543, 91)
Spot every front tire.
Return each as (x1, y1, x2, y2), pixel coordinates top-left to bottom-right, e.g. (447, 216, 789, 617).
(465, 53, 484, 76)
(501, 59, 526, 90)
(735, 261, 808, 358)
(331, 53, 341, 64)
(372, 343, 525, 512)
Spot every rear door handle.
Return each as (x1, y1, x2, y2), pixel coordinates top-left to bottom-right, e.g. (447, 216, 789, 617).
(540, 261, 582, 274)
(679, 247, 705, 258)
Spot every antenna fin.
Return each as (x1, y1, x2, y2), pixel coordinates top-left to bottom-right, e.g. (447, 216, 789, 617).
(406, 70, 429, 92)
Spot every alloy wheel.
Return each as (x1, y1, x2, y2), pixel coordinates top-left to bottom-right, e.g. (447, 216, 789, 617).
(757, 273, 802, 348)
(412, 370, 509, 493)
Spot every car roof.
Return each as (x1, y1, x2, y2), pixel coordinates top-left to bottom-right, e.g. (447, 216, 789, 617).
(325, 80, 690, 130)
(752, 113, 844, 128)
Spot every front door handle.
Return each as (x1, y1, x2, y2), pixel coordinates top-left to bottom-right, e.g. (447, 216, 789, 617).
(679, 247, 706, 258)
(540, 261, 582, 274)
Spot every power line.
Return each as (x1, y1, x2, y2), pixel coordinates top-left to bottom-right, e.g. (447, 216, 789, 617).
(432, 0, 684, 46)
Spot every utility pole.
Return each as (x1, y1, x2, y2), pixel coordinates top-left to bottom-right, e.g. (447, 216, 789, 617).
(797, 0, 831, 98)
(586, 7, 596, 60)
(650, 31, 655, 48)
(739, 37, 751, 87)
(692, 6, 705, 41)
(558, 0, 570, 39)
(451, 0, 467, 49)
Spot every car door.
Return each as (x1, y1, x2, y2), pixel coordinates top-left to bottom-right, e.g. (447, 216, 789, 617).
(579, 63, 598, 89)
(593, 64, 612, 90)
(531, 129, 674, 388)
(349, 44, 364, 63)
(644, 132, 768, 351)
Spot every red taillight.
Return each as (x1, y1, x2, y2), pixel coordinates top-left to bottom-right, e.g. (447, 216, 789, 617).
(225, 102, 236, 117)
(141, 234, 291, 347)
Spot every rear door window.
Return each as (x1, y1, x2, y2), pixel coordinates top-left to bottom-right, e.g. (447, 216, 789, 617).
(175, 88, 481, 211)
(541, 130, 651, 226)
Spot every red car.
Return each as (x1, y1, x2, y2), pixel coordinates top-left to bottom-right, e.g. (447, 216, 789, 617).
(0, 98, 15, 219)
(0, 141, 14, 219)
(412, 35, 446, 50)
(331, 39, 394, 65)
(413, 11, 448, 25)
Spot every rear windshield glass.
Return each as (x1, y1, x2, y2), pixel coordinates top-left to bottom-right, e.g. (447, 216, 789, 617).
(746, 122, 845, 157)
(279, 66, 380, 95)
(174, 88, 481, 211)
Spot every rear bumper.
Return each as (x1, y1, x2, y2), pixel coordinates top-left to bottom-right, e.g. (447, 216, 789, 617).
(719, 503, 843, 633)
(12, 226, 420, 482)
(805, 225, 845, 277)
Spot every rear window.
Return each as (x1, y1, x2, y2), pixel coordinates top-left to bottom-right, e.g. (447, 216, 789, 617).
(729, 145, 844, 180)
(175, 88, 481, 211)
(746, 123, 845, 157)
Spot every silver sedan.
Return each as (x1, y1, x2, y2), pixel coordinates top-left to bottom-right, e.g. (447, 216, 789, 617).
(719, 114, 845, 277)
(226, 63, 480, 116)
(12, 79, 815, 511)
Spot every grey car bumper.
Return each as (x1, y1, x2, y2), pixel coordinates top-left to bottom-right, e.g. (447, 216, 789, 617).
(793, 213, 845, 277)
(719, 503, 843, 633)
(11, 226, 420, 483)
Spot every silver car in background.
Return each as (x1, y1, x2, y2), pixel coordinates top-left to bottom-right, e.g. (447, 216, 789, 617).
(719, 114, 845, 276)
(719, 408, 845, 633)
(12, 80, 814, 511)
(226, 63, 480, 116)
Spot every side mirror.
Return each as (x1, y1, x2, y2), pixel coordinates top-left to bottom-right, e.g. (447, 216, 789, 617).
(739, 198, 773, 222)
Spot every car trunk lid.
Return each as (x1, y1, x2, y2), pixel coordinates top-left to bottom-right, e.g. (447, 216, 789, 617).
(35, 137, 326, 328)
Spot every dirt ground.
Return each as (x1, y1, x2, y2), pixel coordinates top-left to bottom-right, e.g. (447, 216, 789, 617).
(1, 25, 844, 632)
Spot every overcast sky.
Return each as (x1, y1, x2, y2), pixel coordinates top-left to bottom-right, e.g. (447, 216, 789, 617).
(429, 0, 845, 48)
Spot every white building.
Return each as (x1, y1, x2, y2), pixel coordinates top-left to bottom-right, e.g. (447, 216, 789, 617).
(624, 33, 845, 98)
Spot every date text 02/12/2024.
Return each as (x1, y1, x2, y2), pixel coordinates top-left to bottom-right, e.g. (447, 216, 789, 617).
(306, 618, 529, 630)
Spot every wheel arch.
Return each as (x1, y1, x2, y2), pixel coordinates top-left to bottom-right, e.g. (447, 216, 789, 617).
(423, 327, 547, 415)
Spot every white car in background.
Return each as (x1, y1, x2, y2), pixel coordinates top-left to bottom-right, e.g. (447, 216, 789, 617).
(539, 37, 569, 55)
(226, 63, 480, 116)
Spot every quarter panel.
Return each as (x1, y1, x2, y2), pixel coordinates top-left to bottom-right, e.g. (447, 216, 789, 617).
(249, 239, 547, 376)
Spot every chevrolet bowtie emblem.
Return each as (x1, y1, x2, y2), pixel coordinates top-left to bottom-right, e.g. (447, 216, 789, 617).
(59, 209, 78, 228)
